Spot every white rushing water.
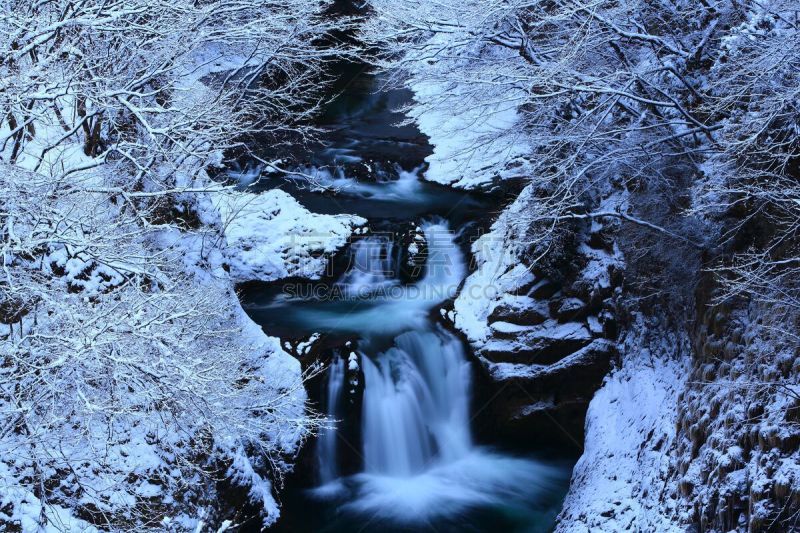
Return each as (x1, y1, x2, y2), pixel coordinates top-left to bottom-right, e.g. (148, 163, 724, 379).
(280, 220, 464, 338)
(312, 220, 567, 524)
(361, 329, 472, 476)
(300, 164, 427, 200)
(229, 163, 426, 200)
(335, 236, 398, 297)
(236, 69, 571, 531)
(318, 356, 345, 485)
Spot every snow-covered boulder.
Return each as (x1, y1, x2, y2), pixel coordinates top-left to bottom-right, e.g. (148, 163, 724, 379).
(214, 189, 365, 282)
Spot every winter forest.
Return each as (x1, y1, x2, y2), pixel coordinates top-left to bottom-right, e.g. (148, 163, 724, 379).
(1, 0, 798, 531)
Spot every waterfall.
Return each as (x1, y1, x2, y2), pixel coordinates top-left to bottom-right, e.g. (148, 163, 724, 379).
(291, 164, 427, 201)
(305, 220, 568, 524)
(361, 328, 472, 477)
(336, 236, 398, 297)
(282, 221, 463, 337)
(241, 67, 572, 531)
(339, 221, 474, 477)
(318, 356, 345, 485)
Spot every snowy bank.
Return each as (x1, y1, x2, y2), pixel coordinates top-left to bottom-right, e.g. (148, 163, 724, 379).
(556, 319, 689, 532)
(214, 188, 365, 282)
(407, 42, 530, 190)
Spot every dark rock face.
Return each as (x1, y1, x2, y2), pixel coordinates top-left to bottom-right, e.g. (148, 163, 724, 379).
(488, 295, 549, 325)
(278, 337, 365, 491)
(330, 345, 365, 477)
(528, 278, 562, 299)
(663, 291, 800, 532)
(478, 337, 616, 449)
(399, 223, 428, 283)
(552, 297, 590, 322)
(468, 224, 623, 450)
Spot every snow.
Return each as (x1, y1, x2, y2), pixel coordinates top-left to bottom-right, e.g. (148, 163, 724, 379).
(486, 361, 548, 381)
(482, 321, 593, 362)
(485, 339, 612, 382)
(366, 2, 800, 530)
(556, 318, 689, 532)
(659, 302, 800, 530)
(410, 79, 529, 189)
(0, 3, 351, 529)
(0, 459, 100, 533)
(578, 243, 620, 290)
(406, 37, 531, 190)
(450, 186, 535, 342)
(214, 188, 365, 282)
(449, 184, 621, 347)
(226, 446, 281, 528)
(587, 316, 604, 336)
(489, 321, 536, 334)
(348, 352, 360, 371)
(295, 333, 321, 356)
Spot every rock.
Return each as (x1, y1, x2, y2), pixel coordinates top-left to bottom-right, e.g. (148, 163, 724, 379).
(509, 275, 543, 296)
(588, 220, 614, 251)
(477, 339, 617, 447)
(553, 297, 590, 322)
(481, 320, 593, 365)
(599, 309, 618, 339)
(488, 295, 549, 325)
(487, 339, 614, 387)
(401, 225, 428, 282)
(528, 278, 562, 299)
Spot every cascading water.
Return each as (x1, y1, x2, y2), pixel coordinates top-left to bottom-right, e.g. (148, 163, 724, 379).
(318, 356, 345, 485)
(244, 221, 570, 531)
(302, 221, 568, 529)
(361, 329, 472, 477)
(296, 165, 429, 201)
(335, 236, 398, 298)
(314, 221, 468, 484)
(238, 65, 573, 532)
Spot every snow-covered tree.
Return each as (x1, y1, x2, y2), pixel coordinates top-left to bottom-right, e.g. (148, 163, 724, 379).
(362, 0, 799, 305)
(1, 0, 344, 178)
(1, 164, 318, 530)
(0, 0, 345, 529)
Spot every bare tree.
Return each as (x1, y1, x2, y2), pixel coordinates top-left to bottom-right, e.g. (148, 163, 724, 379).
(0, 0, 345, 529)
(361, 0, 799, 304)
(0, 0, 346, 181)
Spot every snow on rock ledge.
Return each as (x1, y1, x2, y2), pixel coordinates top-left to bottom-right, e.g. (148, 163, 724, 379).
(451, 185, 535, 343)
(214, 189, 365, 282)
(443, 183, 623, 448)
(407, 41, 530, 190)
(556, 318, 689, 532)
(410, 79, 528, 190)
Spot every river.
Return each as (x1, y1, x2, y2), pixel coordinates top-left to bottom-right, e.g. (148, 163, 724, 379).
(236, 63, 573, 532)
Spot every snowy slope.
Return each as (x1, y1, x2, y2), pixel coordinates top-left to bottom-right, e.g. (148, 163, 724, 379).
(556, 318, 689, 532)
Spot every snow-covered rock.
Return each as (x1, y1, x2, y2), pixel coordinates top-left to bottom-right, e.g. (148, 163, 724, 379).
(439, 182, 623, 450)
(556, 318, 689, 532)
(214, 189, 365, 282)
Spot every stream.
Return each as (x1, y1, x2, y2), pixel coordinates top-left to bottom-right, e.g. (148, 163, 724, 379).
(236, 64, 573, 532)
